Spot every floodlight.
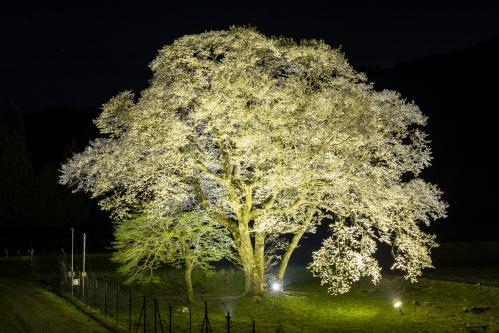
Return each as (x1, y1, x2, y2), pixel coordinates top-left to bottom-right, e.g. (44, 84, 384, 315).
(271, 281, 282, 292)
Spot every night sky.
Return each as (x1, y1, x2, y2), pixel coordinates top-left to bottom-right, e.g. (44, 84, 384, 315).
(1, 2, 498, 112)
(1, 2, 499, 244)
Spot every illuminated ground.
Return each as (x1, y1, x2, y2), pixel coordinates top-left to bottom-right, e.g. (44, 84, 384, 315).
(0, 276, 110, 332)
(156, 268, 499, 332)
(2, 256, 498, 332)
(69, 257, 499, 332)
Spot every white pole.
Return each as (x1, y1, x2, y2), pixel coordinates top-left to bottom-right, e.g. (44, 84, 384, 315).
(82, 233, 86, 299)
(71, 227, 74, 295)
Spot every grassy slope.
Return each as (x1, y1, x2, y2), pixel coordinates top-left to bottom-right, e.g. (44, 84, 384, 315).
(7, 255, 499, 332)
(71, 256, 499, 333)
(147, 269, 499, 333)
(426, 265, 499, 287)
(0, 258, 110, 333)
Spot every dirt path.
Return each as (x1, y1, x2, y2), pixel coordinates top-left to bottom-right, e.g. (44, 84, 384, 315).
(0, 276, 111, 333)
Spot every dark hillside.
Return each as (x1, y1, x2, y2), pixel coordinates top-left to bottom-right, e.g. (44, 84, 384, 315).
(366, 36, 499, 240)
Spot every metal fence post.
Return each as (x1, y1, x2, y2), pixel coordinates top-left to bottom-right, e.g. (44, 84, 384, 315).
(94, 279, 97, 309)
(201, 301, 212, 333)
(129, 289, 132, 332)
(135, 297, 145, 333)
(226, 311, 231, 333)
(104, 281, 108, 317)
(60, 261, 63, 290)
(154, 299, 164, 333)
(116, 284, 120, 326)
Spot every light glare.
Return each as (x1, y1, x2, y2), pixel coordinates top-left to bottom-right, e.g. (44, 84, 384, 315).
(271, 281, 282, 292)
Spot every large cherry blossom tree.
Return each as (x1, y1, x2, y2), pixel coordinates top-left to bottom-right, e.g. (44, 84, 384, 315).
(60, 26, 447, 295)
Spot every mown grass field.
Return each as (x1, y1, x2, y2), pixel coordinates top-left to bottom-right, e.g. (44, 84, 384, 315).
(3, 253, 494, 332)
(131, 268, 499, 332)
(0, 267, 110, 332)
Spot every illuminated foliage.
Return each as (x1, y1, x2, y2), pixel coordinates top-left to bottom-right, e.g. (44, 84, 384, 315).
(112, 212, 234, 302)
(60, 27, 446, 295)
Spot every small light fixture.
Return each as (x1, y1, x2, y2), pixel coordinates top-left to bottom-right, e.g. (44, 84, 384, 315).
(393, 300, 403, 314)
(271, 281, 282, 292)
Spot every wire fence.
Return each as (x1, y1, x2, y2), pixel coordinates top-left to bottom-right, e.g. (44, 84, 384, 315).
(6, 229, 264, 332)
(59, 259, 257, 333)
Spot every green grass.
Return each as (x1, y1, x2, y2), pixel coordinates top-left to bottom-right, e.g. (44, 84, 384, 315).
(426, 265, 499, 287)
(4, 255, 499, 332)
(0, 274, 110, 332)
(117, 269, 499, 332)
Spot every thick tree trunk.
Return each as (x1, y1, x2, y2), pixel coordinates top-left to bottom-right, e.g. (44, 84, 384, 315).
(253, 231, 266, 292)
(235, 223, 265, 295)
(184, 257, 194, 303)
(196, 173, 267, 295)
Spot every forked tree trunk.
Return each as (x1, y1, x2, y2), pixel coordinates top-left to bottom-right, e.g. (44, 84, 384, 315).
(277, 209, 316, 286)
(184, 256, 194, 303)
(277, 225, 308, 284)
(236, 223, 266, 295)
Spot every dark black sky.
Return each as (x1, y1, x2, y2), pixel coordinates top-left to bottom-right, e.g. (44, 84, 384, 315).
(1, 2, 499, 245)
(1, 2, 498, 112)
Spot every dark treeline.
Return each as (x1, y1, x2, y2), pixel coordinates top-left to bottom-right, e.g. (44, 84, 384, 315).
(0, 104, 110, 250)
(1, 35, 498, 251)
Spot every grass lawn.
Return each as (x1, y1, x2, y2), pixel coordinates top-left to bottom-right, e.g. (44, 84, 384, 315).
(143, 268, 499, 332)
(0, 274, 110, 332)
(3, 255, 499, 332)
(426, 265, 499, 287)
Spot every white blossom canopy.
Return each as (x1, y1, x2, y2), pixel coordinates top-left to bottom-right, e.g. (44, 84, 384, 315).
(60, 27, 447, 294)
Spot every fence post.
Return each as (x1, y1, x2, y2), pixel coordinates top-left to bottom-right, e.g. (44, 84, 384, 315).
(82, 233, 86, 301)
(154, 299, 164, 333)
(154, 299, 157, 333)
(104, 281, 108, 317)
(144, 296, 146, 333)
(116, 284, 120, 326)
(71, 227, 74, 296)
(94, 279, 97, 309)
(226, 311, 231, 333)
(129, 289, 132, 332)
(60, 261, 63, 290)
(201, 301, 212, 333)
(189, 306, 192, 333)
(135, 298, 145, 333)
(253, 320, 255, 333)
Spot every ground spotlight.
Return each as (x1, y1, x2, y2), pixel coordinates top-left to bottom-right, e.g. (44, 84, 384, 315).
(271, 281, 282, 292)
(393, 300, 403, 314)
